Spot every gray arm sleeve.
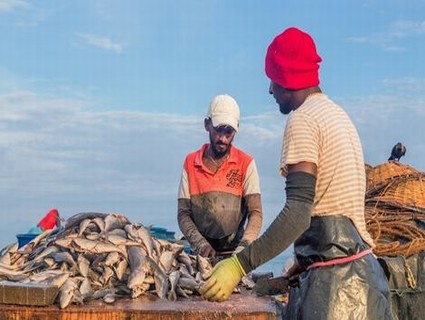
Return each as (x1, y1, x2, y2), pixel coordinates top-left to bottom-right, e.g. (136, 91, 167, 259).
(236, 171, 316, 274)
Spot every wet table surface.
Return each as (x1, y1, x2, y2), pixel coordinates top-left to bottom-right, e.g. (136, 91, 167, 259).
(0, 290, 278, 320)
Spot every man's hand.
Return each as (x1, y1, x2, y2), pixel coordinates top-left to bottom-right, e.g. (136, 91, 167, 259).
(197, 243, 216, 258)
(200, 255, 246, 302)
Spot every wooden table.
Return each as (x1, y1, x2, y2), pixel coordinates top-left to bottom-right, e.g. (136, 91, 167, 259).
(0, 291, 278, 320)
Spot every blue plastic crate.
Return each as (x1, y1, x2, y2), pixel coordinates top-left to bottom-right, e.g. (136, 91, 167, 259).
(165, 231, 176, 241)
(149, 226, 177, 242)
(16, 233, 37, 248)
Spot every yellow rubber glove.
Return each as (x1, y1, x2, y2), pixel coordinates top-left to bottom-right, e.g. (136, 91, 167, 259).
(200, 255, 246, 302)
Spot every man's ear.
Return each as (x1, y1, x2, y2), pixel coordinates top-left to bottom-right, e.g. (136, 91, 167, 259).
(204, 118, 210, 132)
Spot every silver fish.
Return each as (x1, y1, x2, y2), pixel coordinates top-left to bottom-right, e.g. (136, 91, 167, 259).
(114, 258, 128, 281)
(0, 212, 218, 308)
(157, 240, 184, 255)
(39, 272, 70, 288)
(178, 274, 202, 293)
(176, 285, 190, 298)
(145, 256, 169, 299)
(58, 278, 78, 309)
(85, 233, 101, 241)
(91, 287, 116, 300)
(168, 270, 181, 301)
(21, 269, 64, 283)
(79, 278, 93, 300)
(159, 250, 174, 274)
(77, 254, 90, 277)
(152, 239, 162, 258)
(127, 247, 148, 298)
(104, 213, 130, 233)
(21, 246, 61, 272)
(107, 228, 127, 238)
(63, 212, 107, 231)
(54, 238, 76, 251)
(0, 242, 18, 266)
(196, 254, 213, 275)
(99, 266, 114, 285)
(130, 282, 150, 299)
(177, 251, 194, 275)
(43, 257, 57, 268)
(50, 252, 76, 268)
(105, 252, 120, 267)
(92, 217, 105, 233)
(178, 262, 193, 278)
(78, 218, 92, 237)
(0, 261, 20, 271)
(144, 274, 155, 284)
(125, 224, 155, 259)
(106, 234, 142, 247)
(72, 238, 126, 256)
(103, 292, 116, 304)
(0, 265, 32, 277)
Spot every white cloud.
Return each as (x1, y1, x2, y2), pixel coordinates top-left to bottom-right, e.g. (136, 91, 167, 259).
(390, 20, 425, 37)
(1, 81, 425, 248)
(347, 34, 405, 52)
(0, 87, 285, 245)
(337, 77, 425, 168)
(77, 33, 123, 53)
(347, 19, 425, 52)
(0, 0, 27, 12)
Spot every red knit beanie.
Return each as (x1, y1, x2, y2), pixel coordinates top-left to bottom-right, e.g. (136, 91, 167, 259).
(265, 27, 322, 90)
(38, 208, 59, 230)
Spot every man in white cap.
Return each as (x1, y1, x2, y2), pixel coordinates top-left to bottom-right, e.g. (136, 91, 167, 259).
(177, 94, 263, 258)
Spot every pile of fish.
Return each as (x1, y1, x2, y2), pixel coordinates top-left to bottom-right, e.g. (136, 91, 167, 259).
(0, 212, 213, 308)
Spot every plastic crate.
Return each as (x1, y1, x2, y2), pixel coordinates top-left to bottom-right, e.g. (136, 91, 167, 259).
(16, 233, 37, 248)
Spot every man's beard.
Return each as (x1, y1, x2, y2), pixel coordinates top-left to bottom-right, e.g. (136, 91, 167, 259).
(210, 141, 230, 157)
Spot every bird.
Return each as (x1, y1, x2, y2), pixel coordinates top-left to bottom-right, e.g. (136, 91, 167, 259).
(388, 142, 406, 161)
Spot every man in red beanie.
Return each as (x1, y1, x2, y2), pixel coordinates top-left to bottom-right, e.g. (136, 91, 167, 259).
(28, 208, 61, 234)
(201, 27, 391, 319)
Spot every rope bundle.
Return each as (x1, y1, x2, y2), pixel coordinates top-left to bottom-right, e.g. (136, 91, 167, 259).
(364, 162, 425, 257)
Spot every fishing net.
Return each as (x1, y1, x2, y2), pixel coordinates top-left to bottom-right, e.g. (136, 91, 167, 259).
(364, 161, 425, 319)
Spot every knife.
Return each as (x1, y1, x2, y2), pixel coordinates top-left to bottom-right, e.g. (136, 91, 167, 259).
(253, 276, 291, 296)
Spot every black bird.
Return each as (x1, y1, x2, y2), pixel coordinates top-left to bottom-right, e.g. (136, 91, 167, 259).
(388, 142, 406, 161)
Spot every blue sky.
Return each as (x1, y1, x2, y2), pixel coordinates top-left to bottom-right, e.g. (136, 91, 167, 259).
(1, 0, 424, 256)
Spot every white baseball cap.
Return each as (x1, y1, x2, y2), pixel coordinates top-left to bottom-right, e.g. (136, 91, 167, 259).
(207, 94, 240, 132)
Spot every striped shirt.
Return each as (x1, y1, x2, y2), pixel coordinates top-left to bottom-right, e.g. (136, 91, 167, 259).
(280, 93, 374, 247)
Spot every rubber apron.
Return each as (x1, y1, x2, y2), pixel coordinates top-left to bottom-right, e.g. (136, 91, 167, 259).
(284, 216, 392, 320)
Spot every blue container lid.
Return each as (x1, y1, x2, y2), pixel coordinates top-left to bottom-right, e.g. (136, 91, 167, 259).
(16, 233, 37, 248)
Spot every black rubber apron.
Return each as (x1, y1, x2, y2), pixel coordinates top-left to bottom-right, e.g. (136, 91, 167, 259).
(284, 216, 392, 320)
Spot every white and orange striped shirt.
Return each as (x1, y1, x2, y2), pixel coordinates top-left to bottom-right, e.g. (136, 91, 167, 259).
(280, 93, 374, 247)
